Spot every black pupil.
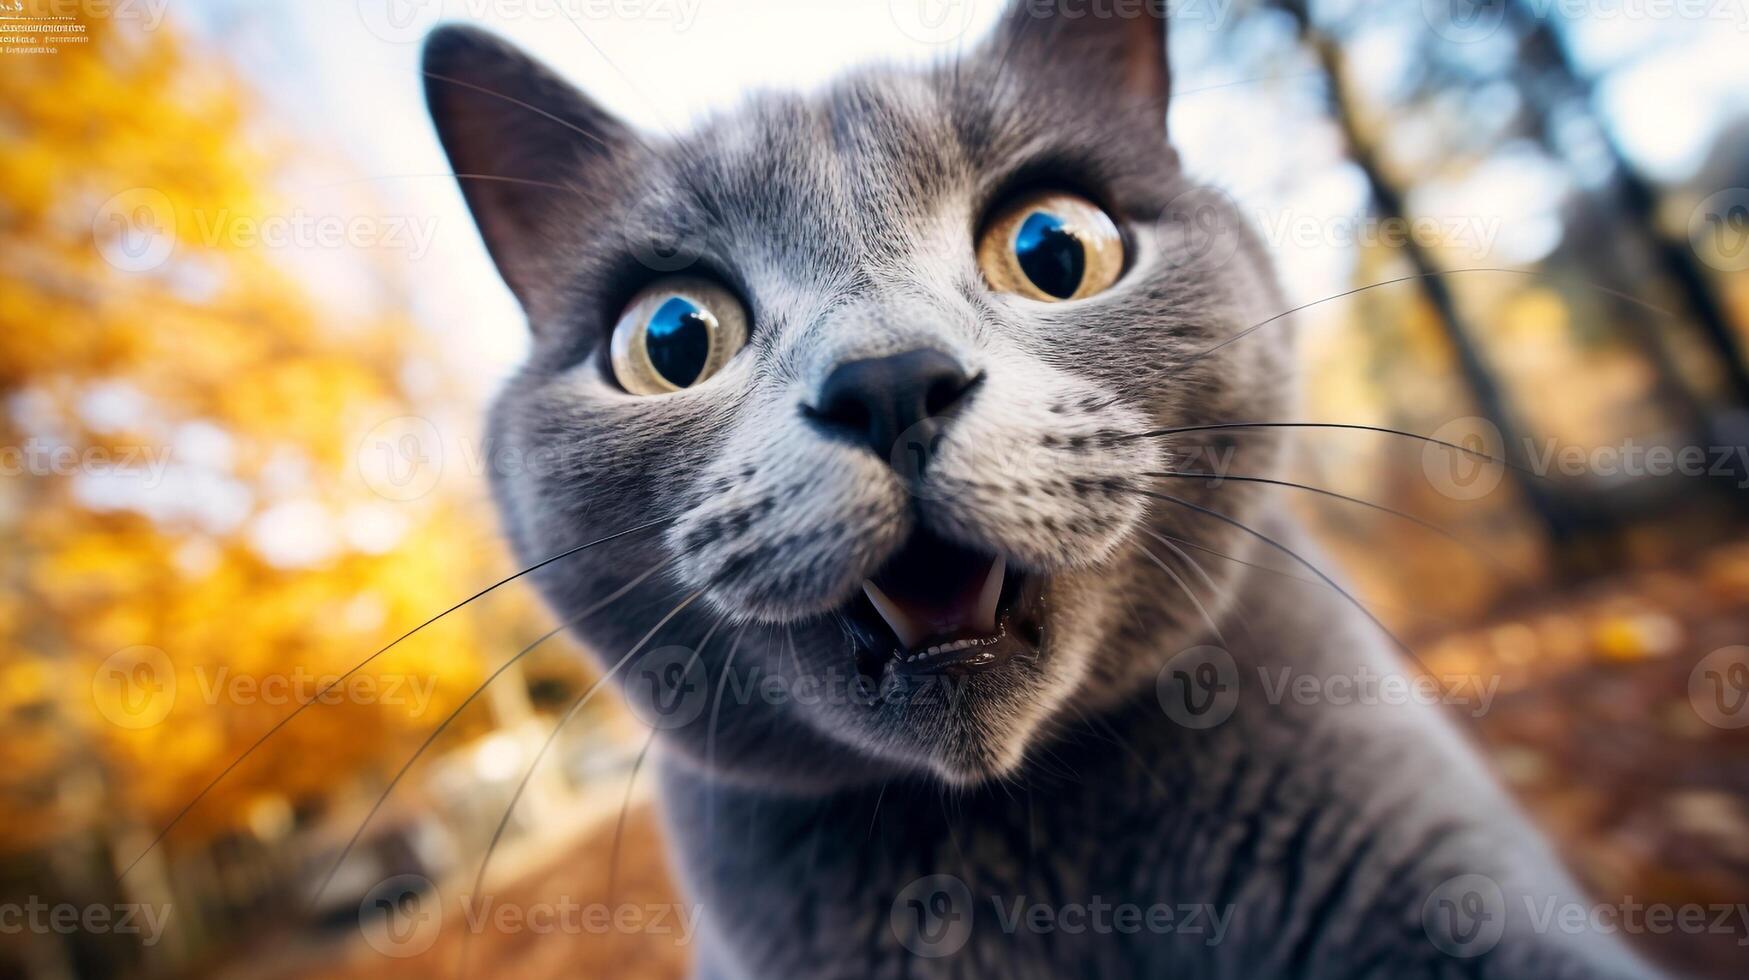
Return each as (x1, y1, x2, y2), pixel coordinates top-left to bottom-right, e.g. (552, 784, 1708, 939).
(646, 297, 713, 387)
(1014, 211, 1085, 299)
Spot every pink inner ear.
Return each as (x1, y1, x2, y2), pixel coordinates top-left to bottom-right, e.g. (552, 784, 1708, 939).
(423, 25, 633, 327)
(992, 0, 1171, 129)
(1104, 3, 1170, 115)
(1120, 25, 1170, 108)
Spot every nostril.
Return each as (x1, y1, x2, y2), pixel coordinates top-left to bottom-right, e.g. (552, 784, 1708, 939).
(806, 349, 975, 461)
(924, 371, 974, 418)
(818, 392, 870, 434)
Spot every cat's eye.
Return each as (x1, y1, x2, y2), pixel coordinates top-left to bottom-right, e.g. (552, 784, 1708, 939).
(609, 278, 748, 395)
(976, 191, 1124, 302)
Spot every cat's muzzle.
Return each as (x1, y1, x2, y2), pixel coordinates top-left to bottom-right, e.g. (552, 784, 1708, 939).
(842, 528, 1046, 678)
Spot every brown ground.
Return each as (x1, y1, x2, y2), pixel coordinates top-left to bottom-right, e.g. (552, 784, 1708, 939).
(292, 810, 689, 980)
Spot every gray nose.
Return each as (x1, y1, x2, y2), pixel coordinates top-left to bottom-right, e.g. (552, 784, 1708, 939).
(806, 349, 978, 467)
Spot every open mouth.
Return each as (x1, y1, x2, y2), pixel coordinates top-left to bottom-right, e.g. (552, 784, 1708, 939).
(842, 529, 1046, 677)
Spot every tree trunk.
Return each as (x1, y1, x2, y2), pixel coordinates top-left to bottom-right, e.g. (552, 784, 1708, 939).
(1275, 0, 1584, 558)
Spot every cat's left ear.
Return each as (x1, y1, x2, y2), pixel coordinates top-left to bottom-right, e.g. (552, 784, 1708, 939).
(423, 25, 635, 327)
(990, 0, 1170, 137)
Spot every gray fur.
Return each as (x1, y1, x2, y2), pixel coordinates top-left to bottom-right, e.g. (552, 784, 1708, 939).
(424, 5, 1668, 977)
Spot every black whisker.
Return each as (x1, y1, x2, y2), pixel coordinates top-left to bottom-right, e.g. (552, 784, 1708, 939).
(1142, 529, 1230, 607)
(703, 624, 749, 844)
(1135, 490, 1431, 674)
(1154, 530, 1447, 627)
(607, 613, 727, 907)
(1141, 529, 1257, 647)
(1138, 544, 1225, 645)
(865, 779, 890, 842)
(981, 7, 1033, 108)
(1168, 268, 1674, 376)
(1149, 471, 1514, 580)
(300, 172, 582, 195)
(1068, 702, 1173, 799)
(117, 517, 670, 881)
(786, 628, 803, 678)
(457, 587, 704, 980)
(1121, 421, 1521, 471)
(422, 68, 644, 154)
(608, 730, 658, 908)
(304, 561, 669, 910)
(548, 8, 684, 143)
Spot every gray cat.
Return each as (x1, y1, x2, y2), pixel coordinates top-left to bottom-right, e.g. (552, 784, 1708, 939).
(423, 3, 1668, 977)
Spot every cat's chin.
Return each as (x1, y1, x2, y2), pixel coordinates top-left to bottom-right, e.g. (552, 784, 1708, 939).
(801, 528, 1072, 786)
(900, 639, 1073, 786)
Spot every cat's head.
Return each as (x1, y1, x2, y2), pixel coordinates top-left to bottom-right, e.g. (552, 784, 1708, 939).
(425, 0, 1290, 788)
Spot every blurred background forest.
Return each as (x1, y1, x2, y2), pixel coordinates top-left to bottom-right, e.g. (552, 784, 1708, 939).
(2, 1, 1748, 978)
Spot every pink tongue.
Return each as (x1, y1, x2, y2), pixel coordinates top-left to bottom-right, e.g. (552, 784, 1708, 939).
(875, 564, 988, 633)
(861, 535, 1005, 648)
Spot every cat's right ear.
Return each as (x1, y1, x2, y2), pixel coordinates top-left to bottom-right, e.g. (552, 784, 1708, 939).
(423, 26, 633, 326)
(987, 0, 1170, 142)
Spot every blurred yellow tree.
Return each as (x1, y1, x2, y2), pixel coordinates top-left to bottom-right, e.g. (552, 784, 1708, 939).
(0, 12, 541, 859)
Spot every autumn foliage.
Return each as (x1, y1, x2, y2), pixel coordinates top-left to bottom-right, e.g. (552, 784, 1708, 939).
(0, 13, 543, 858)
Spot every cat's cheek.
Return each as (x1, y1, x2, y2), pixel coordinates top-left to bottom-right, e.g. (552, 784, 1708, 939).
(664, 417, 913, 621)
(911, 354, 1164, 572)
